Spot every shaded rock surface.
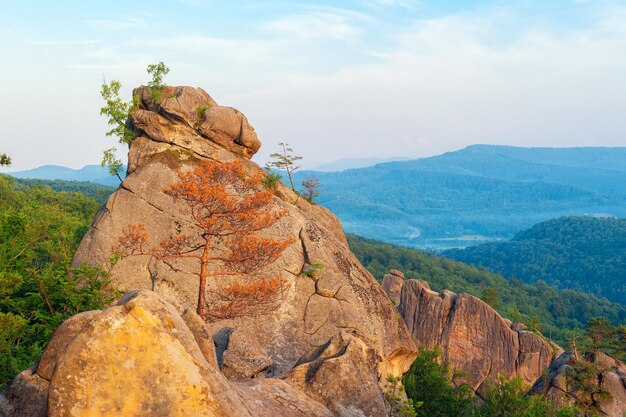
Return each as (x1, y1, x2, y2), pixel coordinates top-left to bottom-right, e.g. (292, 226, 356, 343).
(0, 368, 48, 417)
(73, 85, 416, 386)
(387, 276, 561, 394)
(530, 350, 626, 417)
(282, 331, 389, 417)
(381, 270, 404, 306)
(1, 290, 335, 417)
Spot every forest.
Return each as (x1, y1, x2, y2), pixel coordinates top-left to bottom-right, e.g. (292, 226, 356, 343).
(294, 145, 626, 248)
(0, 175, 117, 389)
(444, 216, 626, 304)
(348, 234, 626, 348)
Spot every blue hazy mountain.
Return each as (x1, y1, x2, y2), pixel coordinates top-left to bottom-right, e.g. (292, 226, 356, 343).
(293, 145, 626, 248)
(310, 157, 411, 172)
(8, 165, 123, 186)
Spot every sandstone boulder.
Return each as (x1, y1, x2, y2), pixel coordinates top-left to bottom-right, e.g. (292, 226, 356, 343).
(281, 331, 389, 417)
(390, 277, 561, 394)
(73, 86, 417, 387)
(381, 270, 404, 306)
(133, 85, 260, 159)
(530, 350, 626, 417)
(2, 290, 336, 417)
(0, 368, 48, 417)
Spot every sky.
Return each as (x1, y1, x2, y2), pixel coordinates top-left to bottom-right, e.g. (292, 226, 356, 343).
(1, 0, 626, 171)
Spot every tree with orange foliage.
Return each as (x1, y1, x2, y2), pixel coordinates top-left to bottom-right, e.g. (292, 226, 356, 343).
(113, 160, 293, 319)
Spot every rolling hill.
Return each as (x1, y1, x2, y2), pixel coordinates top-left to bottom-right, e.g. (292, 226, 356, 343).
(443, 216, 626, 304)
(8, 164, 123, 186)
(293, 145, 626, 248)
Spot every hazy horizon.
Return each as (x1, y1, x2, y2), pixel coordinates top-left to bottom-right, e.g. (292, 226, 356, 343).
(6, 143, 626, 173)
(2, 0, 626, 171)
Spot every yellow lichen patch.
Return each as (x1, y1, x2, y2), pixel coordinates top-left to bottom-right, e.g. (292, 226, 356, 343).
(48, 301, 228, 417)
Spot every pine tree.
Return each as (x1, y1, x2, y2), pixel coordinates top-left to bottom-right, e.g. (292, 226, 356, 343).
(0, 153, 11, 166)
(265, 142, 302, 192)
(114, 160, 293, 319)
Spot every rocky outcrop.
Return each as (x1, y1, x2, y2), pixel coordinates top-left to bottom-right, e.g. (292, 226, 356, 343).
(68, 85, 415, 414)
(282, 331, 389, 417)
(1, 290, 335, 417)
(0, 368, 48, 417)
(530, 350, 626, 417)
(386, 276, 561, 394)
(381, 270, 404, 306)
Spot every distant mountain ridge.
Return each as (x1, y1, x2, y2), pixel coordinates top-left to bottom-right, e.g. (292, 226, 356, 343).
(293, 145, 626, 248)
(443, 216, 626, 304)
(10, 145, 626, 249)
(309, 156, 411, 172)
(8, 164, 123, 186)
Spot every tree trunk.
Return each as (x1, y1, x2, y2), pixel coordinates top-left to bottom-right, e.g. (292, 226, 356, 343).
(197, 240, 210, 317)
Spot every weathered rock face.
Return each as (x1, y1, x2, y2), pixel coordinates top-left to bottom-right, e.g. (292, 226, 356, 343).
(0, 368, 48, 417)
(381, 270, 404, 306)
(530, 350, 626, 417)
(388, 277, 561, 394)
(1, 290, 335, 417)
(282, 331, 389, 417)
(71, 86, 416, 410)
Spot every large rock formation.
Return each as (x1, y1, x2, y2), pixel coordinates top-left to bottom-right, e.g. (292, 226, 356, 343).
(530, 350, 626, 417)
(384, 275, 562, 394)
(1, 290, 334, 417)
(63, 85, 416, 415)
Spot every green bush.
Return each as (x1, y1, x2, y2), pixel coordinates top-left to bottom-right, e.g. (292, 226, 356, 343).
(0, 175, 119, 389)
(262, 170, 283, 190)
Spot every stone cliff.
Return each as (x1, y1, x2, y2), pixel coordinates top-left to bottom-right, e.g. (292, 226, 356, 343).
(0, 85, 418, 416)
(383, 272, 562, 395)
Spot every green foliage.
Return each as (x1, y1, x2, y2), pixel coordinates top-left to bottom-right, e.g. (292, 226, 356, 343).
(563, 317, 625, 361)
(266, 142, 302, 192)
(585, 317, 613, 350)
(146, 61, 170, 102)
(385, 374, 420, 417)
(100, 147, 124, 182)
(402, 347, 581, 416)
(12, 178, 114, 205)
(0, 175, 119, 389)
(478, 376, 579, 417)
(445, 216, 626, 304)
(99, 62, 169, 179)
(565, 359, 611, 415)
(302, 263, 323, 278)
(481, 287, 501, 309)
(196, 105, 210, 120)
(347, 234, 626, 348)
(403, 346, 476, 417)
(262, 170, 282, 190)
(99, 79, 137, 145)
(301, 175, 321, 202)
(0, 153, 11, 166)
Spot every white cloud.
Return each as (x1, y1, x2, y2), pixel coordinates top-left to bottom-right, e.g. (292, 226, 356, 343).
(263, 9, 366, 41)
(4, 1, 626, 171)
(85, 17, 146, 31)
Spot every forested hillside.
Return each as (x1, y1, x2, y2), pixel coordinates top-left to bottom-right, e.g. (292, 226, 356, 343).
(347, 234, 626, 345)
(9, 164, 122, 186)
(444, 216, 626, 304)
(0, 175, 117, 389)
(13, 178, 115, 204)
(294, 145, 626, 248)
